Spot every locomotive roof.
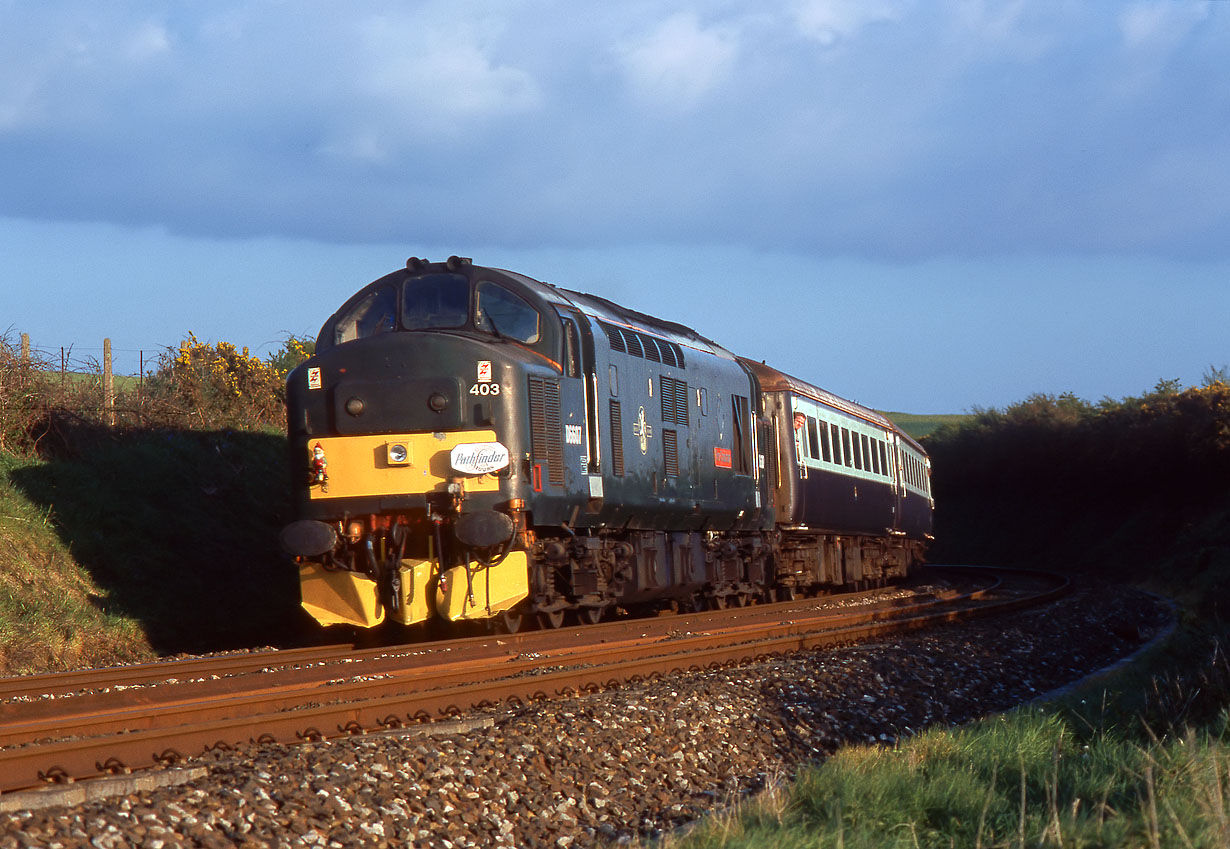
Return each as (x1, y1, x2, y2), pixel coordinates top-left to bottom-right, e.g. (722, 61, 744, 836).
(739, 358, 927, 454)
(494, 268, 736, 361)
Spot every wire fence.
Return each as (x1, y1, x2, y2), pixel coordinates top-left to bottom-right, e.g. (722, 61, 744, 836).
(1, 333, 302, 454)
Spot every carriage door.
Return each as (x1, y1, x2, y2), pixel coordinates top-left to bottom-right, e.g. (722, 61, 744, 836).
(889, 433, 905, 530)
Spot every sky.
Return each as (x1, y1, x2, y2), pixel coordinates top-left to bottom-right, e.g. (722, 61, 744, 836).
(2, 1, 1228, 414)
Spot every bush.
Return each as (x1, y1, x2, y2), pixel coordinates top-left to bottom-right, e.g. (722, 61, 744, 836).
(143, 333, 285, 430)
(0, 332, 315, 455)
(0, 334, 48, 455)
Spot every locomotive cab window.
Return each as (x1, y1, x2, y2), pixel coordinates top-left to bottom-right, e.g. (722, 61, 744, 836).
(561, 318, 581, 378)
(335, 284, 396, 345)
(475, 281, 540, 344)
(732, 394, 752, 475)
(402, 274, 468, 331)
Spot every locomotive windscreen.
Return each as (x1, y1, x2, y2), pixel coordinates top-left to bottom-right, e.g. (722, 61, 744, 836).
(402, 273, 468, 330)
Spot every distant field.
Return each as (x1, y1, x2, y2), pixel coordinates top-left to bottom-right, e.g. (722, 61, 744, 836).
(879, 411, 969, 440)
(57, 371, 143, 391)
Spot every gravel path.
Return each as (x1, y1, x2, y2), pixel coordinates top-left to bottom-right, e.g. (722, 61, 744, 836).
(1, 583, 1167, 848)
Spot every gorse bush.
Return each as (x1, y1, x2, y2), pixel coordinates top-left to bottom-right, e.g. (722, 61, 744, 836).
(142, 333, 312, 430)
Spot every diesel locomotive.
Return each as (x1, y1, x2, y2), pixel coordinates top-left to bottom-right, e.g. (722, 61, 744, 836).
(280, 256, 933, 631)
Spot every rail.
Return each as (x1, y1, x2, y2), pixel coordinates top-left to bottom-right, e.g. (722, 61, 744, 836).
(0, 567, 1067, 796)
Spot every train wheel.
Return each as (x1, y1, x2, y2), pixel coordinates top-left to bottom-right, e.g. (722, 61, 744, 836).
(579, 607, 603, 625)
(500, 610, 525, 634)
(777, 586, 797, 602)
(538, 609, 567, 629)
(709, 595, 727, 610)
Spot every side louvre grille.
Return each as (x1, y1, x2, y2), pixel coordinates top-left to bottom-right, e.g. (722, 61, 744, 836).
(528, 376, 565, 486)
(624, 330, 643, 358)
(609, 400, 624, 477)
(660, 378, 677, 425)
(660, 376, 689, 426)
(659, 342, 678, 368)
(602, 322, 626, 353)
(663, 428, 679, 477)
(597, 320, 686, 369)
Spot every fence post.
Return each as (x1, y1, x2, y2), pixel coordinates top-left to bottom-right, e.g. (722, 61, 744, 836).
(104, 338, 115, 427)
(20, 334, 30, 364)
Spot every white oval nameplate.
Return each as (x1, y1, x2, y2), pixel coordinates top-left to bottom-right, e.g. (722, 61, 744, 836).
(450, 442, 511, 475)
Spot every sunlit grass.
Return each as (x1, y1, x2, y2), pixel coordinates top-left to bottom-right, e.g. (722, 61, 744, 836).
(670, 697, 1230, 849)
(0, 453, 152, 673)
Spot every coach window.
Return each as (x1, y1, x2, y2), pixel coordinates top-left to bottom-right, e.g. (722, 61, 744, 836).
(806, 417, 821, 461)
(841, 428, 853, 467)
(402, 274, 468, 331)
(862, 435, 873, 473)
(475, 281, 540, 343)
(819, 420, 833, 463)
(851, 431, 862, 470)
(830, 423, 842, 465)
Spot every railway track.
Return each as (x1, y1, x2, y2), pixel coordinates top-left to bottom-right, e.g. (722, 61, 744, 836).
(0, 566, 1066, 798)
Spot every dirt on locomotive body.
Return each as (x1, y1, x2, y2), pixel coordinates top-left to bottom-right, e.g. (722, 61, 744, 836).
(280, 256, 933, 632)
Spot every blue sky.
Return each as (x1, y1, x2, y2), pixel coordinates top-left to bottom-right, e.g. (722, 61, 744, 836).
(2, 1, 1227, 413)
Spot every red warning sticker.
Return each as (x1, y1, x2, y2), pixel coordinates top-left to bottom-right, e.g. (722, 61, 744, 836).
(713, 447, 732, 468)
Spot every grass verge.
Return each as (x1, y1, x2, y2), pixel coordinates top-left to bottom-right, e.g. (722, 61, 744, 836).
(670, 625, 1230, 849)
(0, 453, 152, 673)
(0, 423, 319, 673)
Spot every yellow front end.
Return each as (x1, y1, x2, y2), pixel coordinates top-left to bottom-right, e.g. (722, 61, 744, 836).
(308, 430, 502, 500)
(299, 562, 385, 628)
(436, 552, 530, 621)
(298, 554, 530, 627)
(296, 428, 528, 628)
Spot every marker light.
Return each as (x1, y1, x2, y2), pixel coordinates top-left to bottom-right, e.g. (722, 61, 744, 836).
(387, 442, 410, 465)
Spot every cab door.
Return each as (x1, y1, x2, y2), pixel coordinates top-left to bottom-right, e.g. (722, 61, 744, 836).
(556, 308, 604, 511)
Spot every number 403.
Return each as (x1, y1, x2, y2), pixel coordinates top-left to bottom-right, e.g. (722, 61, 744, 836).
(470, 383, 502, 396)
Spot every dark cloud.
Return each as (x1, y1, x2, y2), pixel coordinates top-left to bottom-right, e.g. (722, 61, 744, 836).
(0, 1, 1227, 258)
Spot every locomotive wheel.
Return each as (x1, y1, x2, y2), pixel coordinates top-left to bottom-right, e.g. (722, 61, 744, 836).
(500, 610, 525, 634)
(709, 595, 727, 610)
(538, 609, 567, 629)
(777, 585, 798, 602)
(578, 607, 603, 625)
